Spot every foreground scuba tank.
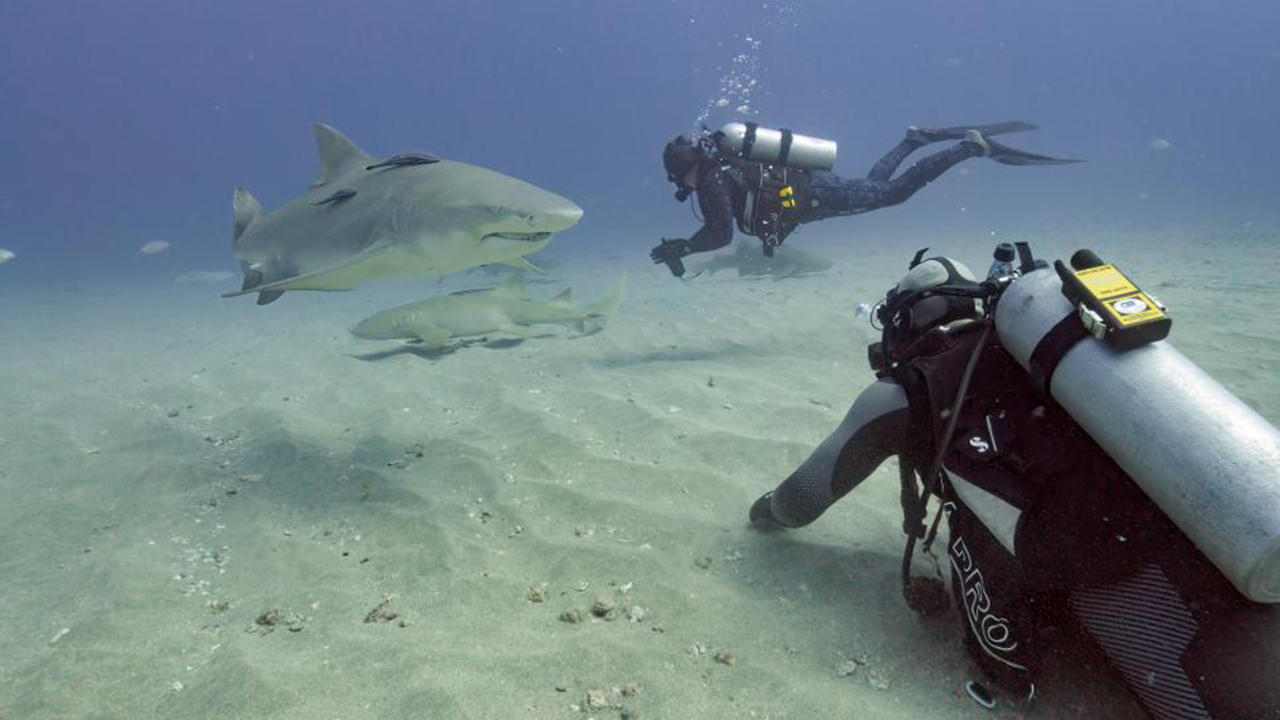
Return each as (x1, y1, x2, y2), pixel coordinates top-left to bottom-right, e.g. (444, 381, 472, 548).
(995, 266, 1280, 603)
(716, 122, 837, 171)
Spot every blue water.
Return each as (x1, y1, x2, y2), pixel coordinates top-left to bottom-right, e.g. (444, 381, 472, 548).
(2, 0, 1277, 281)
(1, 4, 1278, 718)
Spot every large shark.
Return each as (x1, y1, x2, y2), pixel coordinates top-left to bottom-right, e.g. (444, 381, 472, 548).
(351, 274, 626, 349)
(224, 124, 583, 305)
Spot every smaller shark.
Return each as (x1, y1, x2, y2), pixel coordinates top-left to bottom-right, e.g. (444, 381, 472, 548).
(351, 274, 626, 348)
(687, 241, 833, 280)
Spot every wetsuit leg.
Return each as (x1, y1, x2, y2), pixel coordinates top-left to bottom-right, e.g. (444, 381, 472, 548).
(866, 138, 926, 183)
(880, 140, 984, 206)
(803, 140, 983, 220)
(753, 379, 909, 529)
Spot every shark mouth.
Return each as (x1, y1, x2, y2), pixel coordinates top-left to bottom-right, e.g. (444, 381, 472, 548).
(482, 231, 551, 244)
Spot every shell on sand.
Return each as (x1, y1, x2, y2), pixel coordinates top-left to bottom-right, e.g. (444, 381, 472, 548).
(0, 248, 14, 265)
(138, 240, 171, 255)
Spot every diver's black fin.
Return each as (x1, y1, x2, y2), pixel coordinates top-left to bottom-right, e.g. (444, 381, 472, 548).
(910, 120, 1037, 143)
(983, 137, 1083, 166)
(257, 290, 285, 305)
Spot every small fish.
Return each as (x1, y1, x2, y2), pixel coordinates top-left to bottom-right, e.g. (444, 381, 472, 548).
(138, 240, 171, 255)
(365, 152, 440, 171)
(0, 248, 14, 265)
(1147, 138, 1172, 151)
(311, 187, 357, 206)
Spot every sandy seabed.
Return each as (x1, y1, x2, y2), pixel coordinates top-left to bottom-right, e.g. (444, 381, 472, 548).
(0, 221, 1276, 720)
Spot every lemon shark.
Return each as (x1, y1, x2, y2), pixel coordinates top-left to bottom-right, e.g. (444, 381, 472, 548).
(351, 274, 626, 348)
(224, 124, 583, 305)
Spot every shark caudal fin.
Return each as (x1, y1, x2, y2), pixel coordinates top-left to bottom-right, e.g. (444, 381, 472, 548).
(580, 273, 627, 329)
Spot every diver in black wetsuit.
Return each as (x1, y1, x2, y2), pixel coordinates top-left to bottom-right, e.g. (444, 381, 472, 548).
(747, 249, 1280, 719)
(651, 122, 1079, 277)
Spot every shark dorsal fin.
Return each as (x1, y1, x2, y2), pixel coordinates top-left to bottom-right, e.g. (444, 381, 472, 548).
(311, 123, 373, 188)
(493, 273, 526, 297)
(233, 187, 263, 240)
(550, 288, 573, 306)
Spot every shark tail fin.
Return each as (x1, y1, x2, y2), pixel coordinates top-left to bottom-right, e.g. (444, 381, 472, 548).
(233, 188, 263, 242)
(581, 273, 627, 328)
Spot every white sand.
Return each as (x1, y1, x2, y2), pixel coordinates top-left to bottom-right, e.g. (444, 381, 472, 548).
(0, 222, 1275, 719)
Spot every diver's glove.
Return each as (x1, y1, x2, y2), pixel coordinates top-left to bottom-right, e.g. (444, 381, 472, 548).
(650, 237, 692, 277)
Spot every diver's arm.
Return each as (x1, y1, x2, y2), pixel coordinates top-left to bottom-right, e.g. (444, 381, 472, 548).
(687, 169, 735, 253)
(751, 379, 910, 529)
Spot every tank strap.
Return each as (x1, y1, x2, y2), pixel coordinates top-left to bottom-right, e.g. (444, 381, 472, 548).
(740, 122, 759, 159)
(1028, 312, 1090, 400)
(778, 129, 794, 165)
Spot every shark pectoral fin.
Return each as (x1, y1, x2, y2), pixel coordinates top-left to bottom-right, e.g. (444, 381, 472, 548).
(408, 324, 452, 348)
(500, 257, 543, 273)
(496, 323, 533, 339)
(227, 242, 392, 295)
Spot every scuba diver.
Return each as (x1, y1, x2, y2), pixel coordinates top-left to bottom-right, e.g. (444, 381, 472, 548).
(748, 244, 1280, 719)
(651, 121, 1080, 277)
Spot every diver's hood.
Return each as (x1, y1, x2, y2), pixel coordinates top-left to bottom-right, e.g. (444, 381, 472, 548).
(663, 135, 702, 183)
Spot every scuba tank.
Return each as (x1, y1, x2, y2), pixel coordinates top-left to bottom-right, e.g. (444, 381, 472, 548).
(716, 122, 837, 171)
(995, 261, 1280, 604)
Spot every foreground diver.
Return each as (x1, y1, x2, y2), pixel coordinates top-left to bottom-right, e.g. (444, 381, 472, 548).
(651, 121, 1079, 277)
(749, 244, 1280, 719)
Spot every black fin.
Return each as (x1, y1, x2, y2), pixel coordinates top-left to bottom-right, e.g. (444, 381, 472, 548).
(257, 290, 285, 305)
(366, 152, 440, 171)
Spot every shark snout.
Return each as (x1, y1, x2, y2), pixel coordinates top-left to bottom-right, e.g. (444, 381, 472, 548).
(520, 198, 583, 233)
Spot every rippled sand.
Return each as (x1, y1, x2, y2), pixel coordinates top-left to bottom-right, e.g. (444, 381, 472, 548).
(0, 222, 1275, 719)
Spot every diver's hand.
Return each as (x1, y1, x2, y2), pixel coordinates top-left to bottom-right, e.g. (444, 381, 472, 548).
(650, 238, 692, 277)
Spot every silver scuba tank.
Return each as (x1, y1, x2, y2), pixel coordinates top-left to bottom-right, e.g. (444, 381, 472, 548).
(995, 267, 1280, 604)
(716, 122, 837, 171)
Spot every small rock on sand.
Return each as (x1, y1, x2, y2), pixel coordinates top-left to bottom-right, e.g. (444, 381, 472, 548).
(527, 583, 549, 603)
(559, 607, 585, 624)
(592, 597, 615, 618)
(714, 649, 737, 666)
(364, 598, 399, 624)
